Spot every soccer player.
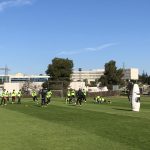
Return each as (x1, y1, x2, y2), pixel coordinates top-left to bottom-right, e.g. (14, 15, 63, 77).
(95, 95, 101, 103)
(17, 90, 22, 104)
(6, 91, 10, 102)
(31, 90, 38, 104)
(46, 90, 52, 105)
(40, 88, 47, 107)
(127, 81, 133, 102)
(11, 89, 16, 104)
(82, 89, 87, 102)
(76, 88, 84, 106)
(71, 89, 76, 103)
(1, 89, 7, 106)
(66, 89, 71, 104)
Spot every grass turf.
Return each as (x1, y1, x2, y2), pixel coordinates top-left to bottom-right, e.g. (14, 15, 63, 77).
(0, 96, 150, 150)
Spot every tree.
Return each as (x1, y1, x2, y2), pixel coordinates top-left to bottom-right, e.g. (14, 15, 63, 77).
(45, 57, 74, 90)
(0, 79, 2, 84)
(83, 79, 88, 86)
(99, 60, 124, 90)
(148, 76, 150, 85)
(139, 71, 149, 85)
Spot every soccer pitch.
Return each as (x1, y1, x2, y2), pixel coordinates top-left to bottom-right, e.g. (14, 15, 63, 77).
(0, 96, 150, 150)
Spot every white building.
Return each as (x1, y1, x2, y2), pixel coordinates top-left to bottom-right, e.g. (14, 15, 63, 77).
(0, 68, 139, 92)
(0, 73, 49, 92)
(122, 68, 139, 80)
(71, 68, 139, 84)
(0, 73, 49, 83)
(70, 68, 139, 90)
(69, 82, 86, 91)
(71, 69, 105, 84)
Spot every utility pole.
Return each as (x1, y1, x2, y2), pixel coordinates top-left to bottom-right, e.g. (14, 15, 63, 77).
(0, 65, 10, 83)
(123, 62, 125, 71)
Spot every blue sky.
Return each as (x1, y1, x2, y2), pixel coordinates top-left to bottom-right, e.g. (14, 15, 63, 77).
(0, 0, 150, 75)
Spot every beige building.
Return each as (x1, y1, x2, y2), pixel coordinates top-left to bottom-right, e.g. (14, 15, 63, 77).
(0, 68, 139, 92)
(71, 68, 139, 85)
(122, 68, 139, 80)
(71, 69, 105, 84)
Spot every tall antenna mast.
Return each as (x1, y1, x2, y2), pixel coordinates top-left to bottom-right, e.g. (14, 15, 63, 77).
(123, 62, 125, 70)
(0, 65, 10, 83)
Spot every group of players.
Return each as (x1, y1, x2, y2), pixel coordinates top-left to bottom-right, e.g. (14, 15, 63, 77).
(66, 88, 87, 106)
(32, 89, 53, 107)
(0, 89, 22, 106)
(94, 95, 111, 104)
(0, 87, 110, 107)
(66, 88, 111, 106)
(0, 88, 53, 107)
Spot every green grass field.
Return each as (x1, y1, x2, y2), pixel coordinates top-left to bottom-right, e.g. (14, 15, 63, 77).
(0, 96, 150, 150)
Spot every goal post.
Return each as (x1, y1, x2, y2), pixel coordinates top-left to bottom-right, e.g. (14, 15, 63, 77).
(51, 90, 63, 98)
(47, 81, 64, 98)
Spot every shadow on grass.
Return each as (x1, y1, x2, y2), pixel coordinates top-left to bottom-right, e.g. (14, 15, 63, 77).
(112, 108, 132, 111)
(68, 104, 76, 107)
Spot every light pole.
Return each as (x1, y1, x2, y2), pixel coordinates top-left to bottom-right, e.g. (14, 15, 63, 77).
(78, 68, 82, 81)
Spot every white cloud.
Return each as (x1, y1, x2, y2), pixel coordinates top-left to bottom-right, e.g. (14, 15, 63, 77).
(57, 43, 118, 56)
(0, 0, 33, 11)
(84, 43, 118, 52)
(57, 51, 82, 55)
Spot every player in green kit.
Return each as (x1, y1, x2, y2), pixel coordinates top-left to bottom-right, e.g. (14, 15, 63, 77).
(11, 90, 16, 104)
(31, 90, 38, 104)
(46, 90, 52, 105)
(17, 90, 22, 104)
(1, 89, 7, 106)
